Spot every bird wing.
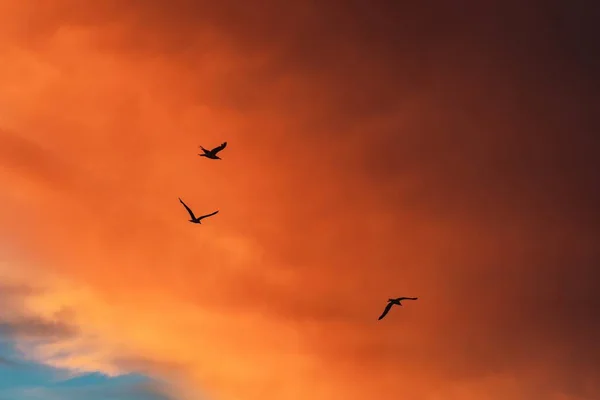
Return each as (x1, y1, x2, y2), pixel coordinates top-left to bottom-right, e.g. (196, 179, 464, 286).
(211, 142, 227, 154)
(198, 210, 219, 220)
(378, 302, 394, 320)
(179, 198, 196, 220)
(398, 297, 418, 301)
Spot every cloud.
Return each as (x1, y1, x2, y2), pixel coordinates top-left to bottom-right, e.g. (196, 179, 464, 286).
(0, 283, 42, 311)
(0, 336, 175, 400)
(0, 1, 598, 400)
(112, 357, 190, 380)
(0, 129, 74, 191)
(0, 356, 17, 367)
(0, 375, 176, 400)
(0, 317, 77, 341)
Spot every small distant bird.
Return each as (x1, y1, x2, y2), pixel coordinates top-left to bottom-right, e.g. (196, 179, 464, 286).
(378, 297, 418, 320)
(178, 198, 219, 224)
(198, 142, 227, 160)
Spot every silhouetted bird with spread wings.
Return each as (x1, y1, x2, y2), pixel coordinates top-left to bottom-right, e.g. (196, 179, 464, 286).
(198, 142, 227, 160)
(378, 297, 418, 320)
(178, 198, 219, 224)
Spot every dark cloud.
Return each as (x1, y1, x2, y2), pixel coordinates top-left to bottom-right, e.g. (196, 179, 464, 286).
(0, 283, 41, 316)
(0, 129, 74, 191)
(0, 317, 77, 340)
(0, 356, 17, 367)
(0, 283, 41, 298)
(1, 0, 599, 399)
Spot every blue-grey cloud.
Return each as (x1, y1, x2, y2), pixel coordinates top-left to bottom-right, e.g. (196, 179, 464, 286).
(0, 356, 17, 366)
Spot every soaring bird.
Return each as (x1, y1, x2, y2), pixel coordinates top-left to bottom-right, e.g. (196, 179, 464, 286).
(378, 297, 418, 320)
(198, 142, 227, 160)
(178, 198, 219, 224)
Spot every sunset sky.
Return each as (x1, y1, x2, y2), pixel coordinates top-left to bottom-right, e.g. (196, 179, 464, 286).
(0, 1, 599, 399)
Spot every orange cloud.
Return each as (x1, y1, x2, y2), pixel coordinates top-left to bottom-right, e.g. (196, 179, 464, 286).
(0, 2, 598, 400)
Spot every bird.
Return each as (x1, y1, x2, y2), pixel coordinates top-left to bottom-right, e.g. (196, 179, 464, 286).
(198, 142, 227, 160)
(178, 198, 219, 224)
(378, 297, 418, 320)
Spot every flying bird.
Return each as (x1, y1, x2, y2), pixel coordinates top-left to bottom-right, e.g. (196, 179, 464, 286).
(378, 297, 418, 320)
(178, 198, 219, 224)
(198, 142, 227, 160)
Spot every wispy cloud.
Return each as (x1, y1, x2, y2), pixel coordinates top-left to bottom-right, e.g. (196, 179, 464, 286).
(0, 283, 40, 298)
(0, 337, 175, 400)
(112, 356, 190, 381)
(0, 317, 77, 340)
(0, 356, 18, 367)
(0, 128, 74, 192)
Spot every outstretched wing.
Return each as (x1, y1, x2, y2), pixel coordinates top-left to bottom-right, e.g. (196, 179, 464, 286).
(198, 146, 211, 157)
(398, 297, 418, 301)
(198, 210, 219, 220)
(179, 198, 196, 220)
(378, 302, 394, 320)
(211, 142, 227, 154)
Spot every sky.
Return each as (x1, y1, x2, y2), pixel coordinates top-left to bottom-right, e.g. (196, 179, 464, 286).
(0, 1, 598, 399)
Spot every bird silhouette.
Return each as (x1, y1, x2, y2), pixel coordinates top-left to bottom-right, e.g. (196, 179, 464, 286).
(378, 297, 418, 320)
(178, 198, 219, 224)
(198, 142, 227, 160)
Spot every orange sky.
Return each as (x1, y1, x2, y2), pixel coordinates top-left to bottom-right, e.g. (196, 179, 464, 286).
(1, 1, 599, 399)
